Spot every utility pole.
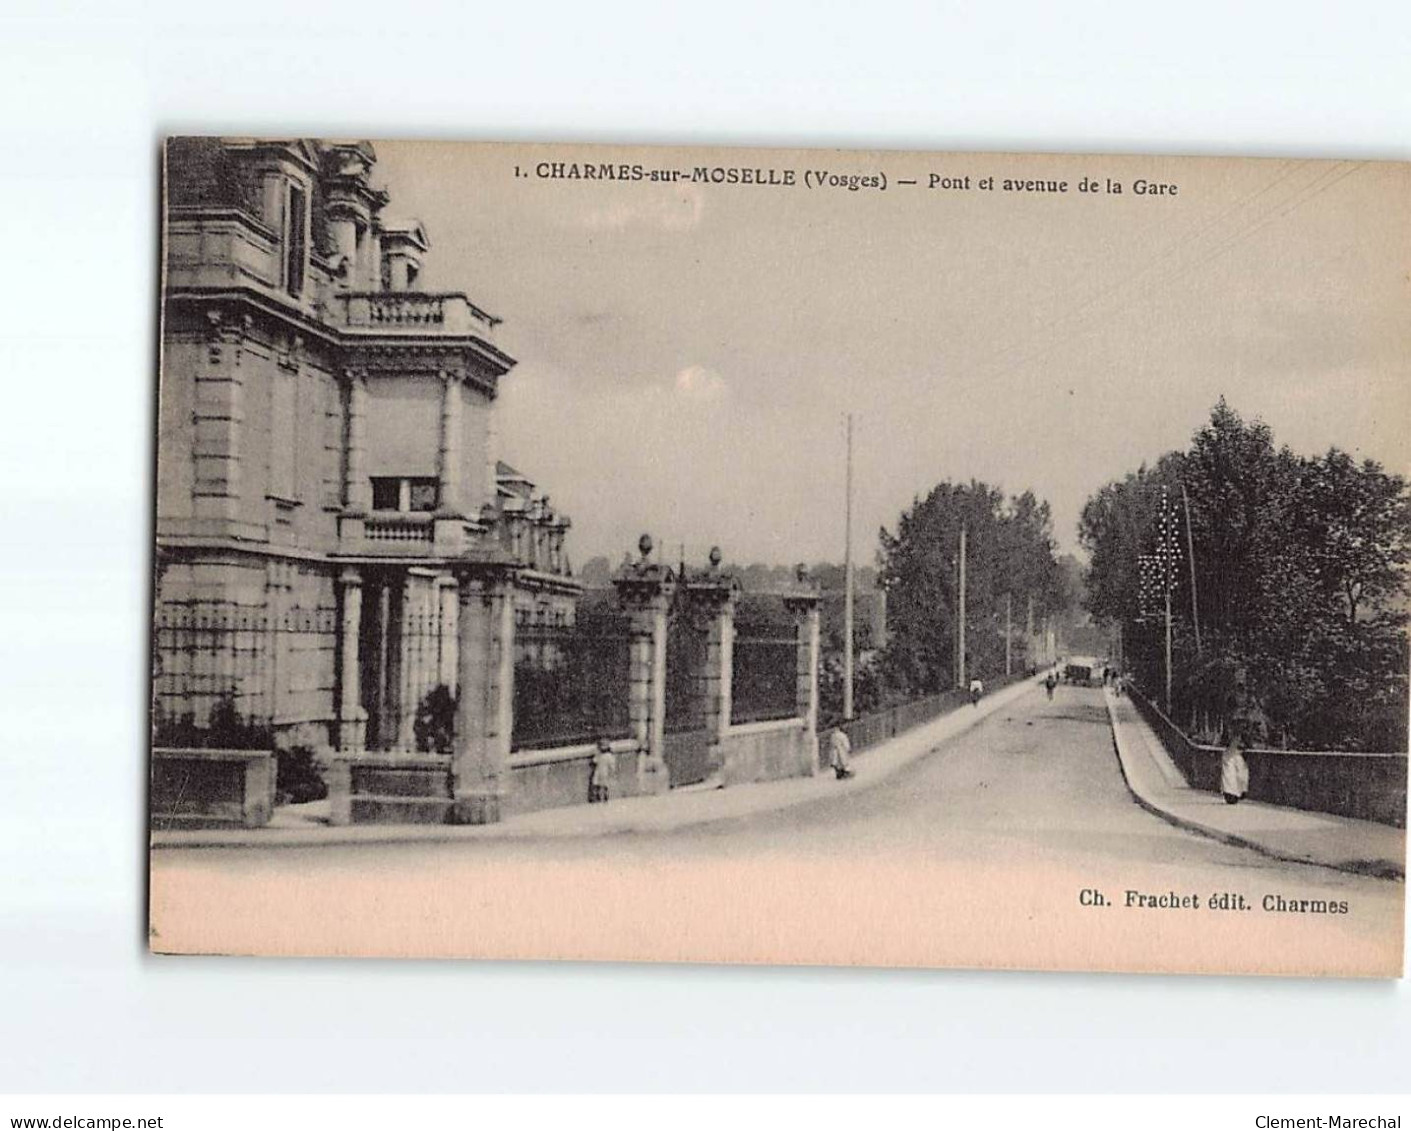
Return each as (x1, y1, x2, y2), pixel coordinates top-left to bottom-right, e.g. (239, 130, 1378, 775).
(958, 522, 968, 688)
(1026, 594, 1035, 668)
(1005, 592, 1013, 677)
(843, 412, 854, 722)
(1181, 481, 1202, 656)
(1165, 585, 1173, 714)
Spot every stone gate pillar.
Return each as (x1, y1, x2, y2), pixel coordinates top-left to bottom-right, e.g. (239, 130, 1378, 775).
(336, 567, 367, 752)
(784, 568, 822, 776)
(613, 536, 672, 795)
(450, 564, 517, 824)
(683, 547, 740, 778)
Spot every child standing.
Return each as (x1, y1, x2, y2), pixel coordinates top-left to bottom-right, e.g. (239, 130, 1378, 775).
(589, 737, 617, 804)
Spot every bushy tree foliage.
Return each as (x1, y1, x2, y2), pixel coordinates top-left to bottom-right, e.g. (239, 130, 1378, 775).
(878, 480, 1068, 696)
(1080, 399, 1410, 751)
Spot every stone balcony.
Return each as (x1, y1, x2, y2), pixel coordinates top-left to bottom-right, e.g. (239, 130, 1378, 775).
(334, 292, 499, 337)
(338, 511, 489, 559)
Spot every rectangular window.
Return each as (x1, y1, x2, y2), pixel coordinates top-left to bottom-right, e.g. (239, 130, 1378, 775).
(371, 477, 401, 511)
(286, 183, 306, 297)
(369, 476, 439, 512)
(408, 478, 439, 512)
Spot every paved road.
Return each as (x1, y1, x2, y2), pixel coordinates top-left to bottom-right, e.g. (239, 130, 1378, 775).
(151, 686, 1404, 975)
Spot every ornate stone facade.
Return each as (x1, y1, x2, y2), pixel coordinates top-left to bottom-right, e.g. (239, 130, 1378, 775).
(154, 138, 578, 807)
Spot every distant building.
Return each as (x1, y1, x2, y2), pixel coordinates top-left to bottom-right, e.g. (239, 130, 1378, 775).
(154, 138, 577, 755)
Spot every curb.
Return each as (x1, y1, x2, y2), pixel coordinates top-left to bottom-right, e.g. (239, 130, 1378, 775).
(153, 678, 1041, 852)
(1101, 691, 1404, 882)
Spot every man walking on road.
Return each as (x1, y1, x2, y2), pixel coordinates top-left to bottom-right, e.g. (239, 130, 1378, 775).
(969, 677, 984, 706)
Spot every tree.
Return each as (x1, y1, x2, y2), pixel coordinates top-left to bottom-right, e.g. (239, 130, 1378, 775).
(879, 480, 1069, 695)
(1293, 449, 1411, 625)
(1079, 399, 1410, 751)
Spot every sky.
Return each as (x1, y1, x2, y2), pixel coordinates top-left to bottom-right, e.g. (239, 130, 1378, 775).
(372, 140, 1411, 571)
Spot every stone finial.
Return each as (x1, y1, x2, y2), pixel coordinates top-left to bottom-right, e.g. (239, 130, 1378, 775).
(708, 545, 722, 572)
(783, 563, 821, 615)
(638, 533, 654, 561)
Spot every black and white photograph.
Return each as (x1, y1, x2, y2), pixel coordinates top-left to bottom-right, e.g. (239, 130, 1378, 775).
(148, 138, 1408, 977)
(9, 0, 1411, 1117)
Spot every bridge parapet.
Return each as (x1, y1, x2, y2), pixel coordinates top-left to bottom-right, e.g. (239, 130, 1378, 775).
(1126, 686, 1407, 828)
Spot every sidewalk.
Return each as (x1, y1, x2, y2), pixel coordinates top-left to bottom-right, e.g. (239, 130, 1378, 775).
(1103, 687, 1406, 880)
(153, 676, 1042, 850)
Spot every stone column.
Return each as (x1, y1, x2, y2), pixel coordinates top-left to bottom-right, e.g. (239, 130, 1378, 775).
(336, 568, 366, 752)
(437, 577, 459, 693)
(396, 574, 420, 751)
(613, 543, 672, 795)
(437, 369, 463, 516)
(484, 398, 499, 514)
(192, 309, 249, 527)
(450, 567, 516, 824)
(785, 580, 822, 776)
(364, 226, 383, 291)
(342, 369, 371, 512)
(386, 255, 411, 291)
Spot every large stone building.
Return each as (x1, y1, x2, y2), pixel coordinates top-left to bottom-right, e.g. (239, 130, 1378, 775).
(153, 137, 577, 769)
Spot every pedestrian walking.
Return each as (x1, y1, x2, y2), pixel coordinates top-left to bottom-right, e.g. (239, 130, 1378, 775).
(969, 677, 984, 706)
(1044, 672, 1056, 700)
(589, 736, 617, 804)
(1220, 738, 1249, 805)
(1220, 671, 1264, 805)
(829, 727, 854, 780)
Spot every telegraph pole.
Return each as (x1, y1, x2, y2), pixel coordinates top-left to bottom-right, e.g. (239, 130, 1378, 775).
(1164, 586, 1173, 713)
(1181, 481, 1202, 656)
(958, 522, 968, 688)
(1005, 592, 1013, 677)
(843, 412, 854, 721)
(1026, 593, 1035, 668)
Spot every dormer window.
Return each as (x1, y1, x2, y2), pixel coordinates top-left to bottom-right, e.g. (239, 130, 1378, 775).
(285, 182, 307, 298)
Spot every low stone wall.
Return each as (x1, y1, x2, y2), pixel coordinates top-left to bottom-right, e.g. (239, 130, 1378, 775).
(1127, 687, 1408, 828)
(327, 752, 453, 825)
(151, 747, 276, 829)
(819, 669, 1038, 771)
(718, 717, 816, 787)
(504, 738, 650, 816)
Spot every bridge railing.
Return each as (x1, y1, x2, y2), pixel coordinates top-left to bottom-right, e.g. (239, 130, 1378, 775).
(1125, 685, 1407, 828)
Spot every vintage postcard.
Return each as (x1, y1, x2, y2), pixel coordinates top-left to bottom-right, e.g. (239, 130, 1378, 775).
(149, 137, 1408, 976)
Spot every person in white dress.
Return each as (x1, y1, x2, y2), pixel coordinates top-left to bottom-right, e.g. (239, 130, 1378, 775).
(829, 727, 854, 780)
